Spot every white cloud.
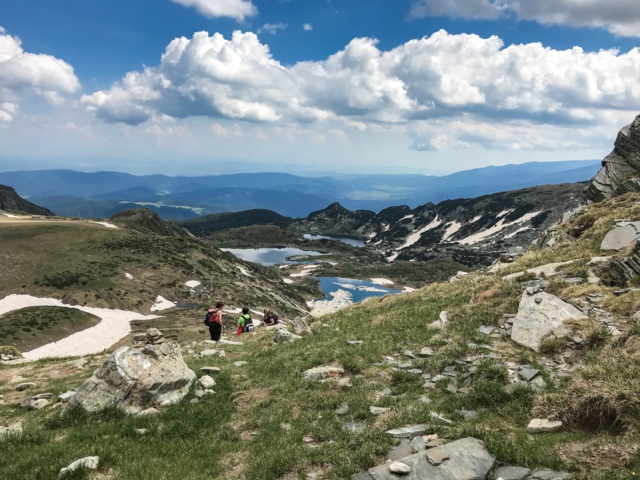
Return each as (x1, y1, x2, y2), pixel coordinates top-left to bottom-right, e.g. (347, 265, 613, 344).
(0, 28, 80, 122)
(409, 0, 640, 37)
(170, 0, 257, 21)
(258, 23, 288, 35)
(82, 29, 640, 153)
(303, 23, 313, 31)
(211, 122, 242, 137)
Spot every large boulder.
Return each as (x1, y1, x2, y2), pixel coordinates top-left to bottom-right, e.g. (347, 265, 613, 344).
(361, 437, 495, 480)
(585, 114, 640, 202)
(600, 221, 640, 250)
(67, 343, 196, 413)
(511, 292, 587, 351)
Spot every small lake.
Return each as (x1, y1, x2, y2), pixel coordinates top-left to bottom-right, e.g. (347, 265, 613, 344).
(221, 247, 325, 266)
(303, 234, 366, 248)
(316, 277, 402, 303)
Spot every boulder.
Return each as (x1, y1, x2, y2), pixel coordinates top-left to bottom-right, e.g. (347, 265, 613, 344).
(67, 343, 195, 413)
(585, 114, 640, 202)
(274, 326, 302, 344)
(199, 375, 216, 389)
(59, 456, 99, 477)
(364, 437, 495, 480)
(511, 292, 587, 351)
(303, 366, 344, 381)
(526, 419, 563, 433)
(601, 222, 640, 250)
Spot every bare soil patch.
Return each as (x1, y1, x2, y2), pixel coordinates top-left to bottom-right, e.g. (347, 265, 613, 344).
(233, 388, 272, 412)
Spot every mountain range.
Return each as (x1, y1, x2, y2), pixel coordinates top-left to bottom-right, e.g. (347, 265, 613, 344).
(0, 160, 599, 219)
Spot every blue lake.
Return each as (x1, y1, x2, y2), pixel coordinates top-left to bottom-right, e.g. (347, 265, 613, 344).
(303, 234, 366, 248)
(221, 247, 325, 266)
(316, 277, 402, 303)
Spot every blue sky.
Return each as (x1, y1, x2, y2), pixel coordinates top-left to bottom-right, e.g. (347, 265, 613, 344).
(1, 0, 640, 175)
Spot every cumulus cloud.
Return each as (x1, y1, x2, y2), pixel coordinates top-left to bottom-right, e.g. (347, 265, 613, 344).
(258, 22, 288, 35)
(303, 23, 313, 31)
(82, 29, 640, 150)
(409, 0, 640, 37)
(170, 0, 257, 21)
(0, 28, 80, 122)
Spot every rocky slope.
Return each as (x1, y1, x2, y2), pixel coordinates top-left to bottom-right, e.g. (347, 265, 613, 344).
(585, 114, 640, 202)
(0, 184, 54, 216)
(292, 183, 585, 268)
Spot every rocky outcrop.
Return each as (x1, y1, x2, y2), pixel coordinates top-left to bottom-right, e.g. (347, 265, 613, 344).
(592, 242, 640, 286)
(585, 114, 640, 202)
(0, 184, 54, 216)
(511, 291, 587, 351)
(600, 221, 640, 250)
(67, 341, 196, 413)
(110, 208, 191, 237)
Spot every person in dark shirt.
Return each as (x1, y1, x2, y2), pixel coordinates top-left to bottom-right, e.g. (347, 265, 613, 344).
(263, 308, 279, 326)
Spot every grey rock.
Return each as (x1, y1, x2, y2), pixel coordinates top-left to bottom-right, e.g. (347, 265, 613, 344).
(199, 375, 216, 389)
(303, 366, 344, 381)
(492, 465, 531, 480)
(58, 391, 77, 403)
(478, 326, 495, 335)
(15, 382, 36, 391)
(601, 222, 640, 250)
(200, 367, 220, 374)
(428, 311, 448, 330)
(274, 326, 302, 344)
(389, 462, 411, 474)
(233, 361, 248, 367)
(344, 422, 367, 433)
(200, 349, 219, 356)
(426, 449, 450, 466)
(139, 407, 160, 416)
(385, 424, 429, 439)
(0, 421, 23, 439)
(518, 368, 540, 382)
(66, 343, 195, 412)
(370, 406, 390, 415)
(459, 410, 477, 419)
(352, 473, 375, 480)
(335, 404, 350, 415)
(403, 350, 416, 359)
(347, 340, 364, 345)
(33, 393, 54, 400)
(410, 436, 426, 452)
(527, 419, 563, 433)
(135, 428, 149, 435)
(367, 437, 495, 480)
(418, 347, 434, 357)
(59, 456, 99, 477)
(511, 292, 587, 351)
(194, 389, 206, 399)
(430, 412, 454, 425)
(585, 114, 640, 202)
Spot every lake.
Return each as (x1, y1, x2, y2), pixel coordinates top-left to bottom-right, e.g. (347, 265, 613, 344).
(303, 234, 366, 247)
(221, 247, 325, 266)
(316, 277, 401, 303)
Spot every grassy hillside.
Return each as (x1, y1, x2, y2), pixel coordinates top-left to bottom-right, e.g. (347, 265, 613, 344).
(2, 195, 640, 479)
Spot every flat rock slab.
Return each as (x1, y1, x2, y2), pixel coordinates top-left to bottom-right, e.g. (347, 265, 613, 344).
(59, 456, 99, 477)
(218, 339, 243, 345)
(385, 425, 429, 439)
(367, 437, 495, 480)
(601, 222, 640, 250)
(528, 470, 571, 480)
(511, 292, 587, 351)
(303, 366, 344, 380)
(527, 419, 563, 433)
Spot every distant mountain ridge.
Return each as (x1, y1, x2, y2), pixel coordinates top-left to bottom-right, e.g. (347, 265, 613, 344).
(0, 160, 599, 219)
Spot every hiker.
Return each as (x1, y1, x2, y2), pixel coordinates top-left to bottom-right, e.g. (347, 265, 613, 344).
(205, 301, 224, 341)
(236, 307, 254, 336)
(263, 308, 279, 326)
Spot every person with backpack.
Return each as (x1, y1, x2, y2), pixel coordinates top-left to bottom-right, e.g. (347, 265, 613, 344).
(263, 308, 279, 326)
(204, 301, 224, 341)
(236, 307, 254, 336)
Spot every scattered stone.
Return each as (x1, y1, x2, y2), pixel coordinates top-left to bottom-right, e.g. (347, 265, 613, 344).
(370, 406, 390, 415)
(335, 404, 349, 415)
(527, 419, 563, 433)
(194, 390, 206, 399)
(199, 375, 216, 389)
(234, 361, 248, 367)
(347, 340, 364, 345)
(388, 462, 411, 474)
(427, 311, 448, 329)
(410, 436, 426, 452)
(200, 367, 220, 374)
(15, 382, 36, 391)
(527, 469, 571, 479)
(200, 349, 219, 357)
(418, 347, 434, 357)
(58, 391, 77, 403)
(59, 456, 99, 477)
(518, 368, 540, 382)
(219, 339, 242, 345)
(601, 221, 640, 250)
(459, 410, 477, 419)
(419, 395, 432, 404)
(430, 412, 454, 425)
(190, 398, 200, 404)
(344, 422, 367, 433)
(385, 424, 429, 439)
(426, 449, 450, 466)
(446, 383, 458, 394)
(303, 366, 344, 381)
(511, 292, 587, 351)
(67, 343, 195, 412)
(139, 408, 160, 416)
(403, 350, 416, 359)
(274, 326, 302, 344)
(478, 326, 495, 335)
(492, 465, 532, 480)
(135, 428, 149, 435)
(280, 422, 292, 431)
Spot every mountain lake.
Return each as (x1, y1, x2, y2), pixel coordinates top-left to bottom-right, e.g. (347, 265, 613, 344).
(221, 247, 326, 266)
(303, 234, 366, 247)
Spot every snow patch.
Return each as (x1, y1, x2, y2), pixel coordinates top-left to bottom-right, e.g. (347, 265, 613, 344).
(125, 273, 133, 280)
(496, 209, 513, 219)
(400, 214, 414, 221)
(471, 215, 483, 223)
(0, 294, 159, 359)
(504, 227, 531, 239)
(386, 252, 399, 262)
(90, 221, 118, 229)
(290, 264, 320, 277)
(442, 221, 462, 241)
(283, 278, 294, 284)
(185, 280, 201, 288)
(151, 296, 175, 311)
(403, 287, 416, 293)
(335, 282, 389, 293)
(236, 266, 252, 277)
(397, 216, 442, 250)
(457, 211, 542, 245)
(370, 278, 394, 285)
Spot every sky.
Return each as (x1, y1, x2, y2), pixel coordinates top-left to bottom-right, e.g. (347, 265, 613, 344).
(1, 0, 640, 176)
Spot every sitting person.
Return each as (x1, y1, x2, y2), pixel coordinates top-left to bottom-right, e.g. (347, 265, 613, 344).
(263, 308, 279, 326)
(236, 307, 254, 335)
